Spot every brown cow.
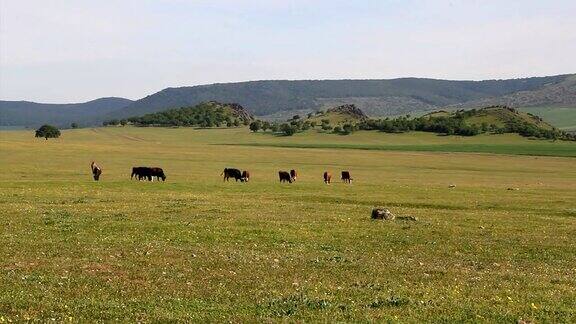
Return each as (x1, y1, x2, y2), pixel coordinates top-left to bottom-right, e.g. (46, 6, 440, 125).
(323, 171, 331, 184)
(341, 171, 352, 183)
(90, 161, 102, 181)
(290, 169, 297, 182)
(279, 171, 292, 183)
(241, 170, 250, 182)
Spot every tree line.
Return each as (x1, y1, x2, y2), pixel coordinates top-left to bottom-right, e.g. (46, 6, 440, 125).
(103, 103, 252, 128)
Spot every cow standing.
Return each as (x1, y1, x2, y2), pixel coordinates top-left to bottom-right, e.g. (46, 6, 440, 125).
(323, 171, 331, 184)
(241, 170, 250, 182)
(222, 168, 243, 182)
(341, 171, 352, 183)
(290, 169, 298, 182)
(90, 161, 102, 181)
(279, 171, 292, 183)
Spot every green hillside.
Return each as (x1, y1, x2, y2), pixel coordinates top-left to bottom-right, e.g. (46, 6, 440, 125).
(3, 75, 574, 127)
(106, 101, 253, 127)
(111, 75, 573, 119)
(459, 106, 555, 130)
(411, 106, 567, 139)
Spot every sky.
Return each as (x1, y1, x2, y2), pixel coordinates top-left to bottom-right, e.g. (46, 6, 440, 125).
(1, 0, 575, 103)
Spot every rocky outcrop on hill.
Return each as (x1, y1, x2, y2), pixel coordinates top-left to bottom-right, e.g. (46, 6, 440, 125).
(225, 103, 254, 121)
(326, 104, 368, 120)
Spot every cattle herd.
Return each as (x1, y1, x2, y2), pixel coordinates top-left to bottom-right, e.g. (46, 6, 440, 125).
(131, 167, 167, 181)
(90, 162, 352, 184)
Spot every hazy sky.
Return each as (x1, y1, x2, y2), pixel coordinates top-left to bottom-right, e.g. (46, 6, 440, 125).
(1, 0, 575, 103)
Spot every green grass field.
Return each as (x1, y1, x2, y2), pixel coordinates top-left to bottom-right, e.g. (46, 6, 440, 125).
(1, 127, 575, 322)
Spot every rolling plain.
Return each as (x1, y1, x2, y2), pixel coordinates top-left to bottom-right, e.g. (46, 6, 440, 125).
(0, 127, 575, 322)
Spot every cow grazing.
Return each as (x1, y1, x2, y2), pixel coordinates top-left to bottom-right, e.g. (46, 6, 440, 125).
(323, 171, 331, 184)
(91, 161, 102, 181)
(241, 170, 250, 182)
(222, 168, 243, 182)
(279, 171, 292, 183)
(131, 167, 145, 180)
(290, 169, 298, 182)
(131, 167, 150, 181)
(341, 171, 352, 183)
(150, 167, 166, 181)
(131, 167, 166, 181)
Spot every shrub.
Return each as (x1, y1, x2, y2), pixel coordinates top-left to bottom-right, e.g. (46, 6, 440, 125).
(280, 123, 297, 136)
(249, 120, 262, 132)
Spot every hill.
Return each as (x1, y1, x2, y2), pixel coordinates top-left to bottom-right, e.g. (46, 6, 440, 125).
(109, 101, 254, 127)
(0, 97, 133, 128)
(305, 104, 368, 125)
(451, 75, 576, 109)
(3, 74, 574, 127)
(110, 75, 572, 119)
(358, 106, 571, 140)
(458, 106, 555, 130)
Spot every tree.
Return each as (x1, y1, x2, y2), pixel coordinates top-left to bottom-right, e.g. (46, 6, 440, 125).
(262, 121, 271, 131)
(70, 122, 79, 129)
(249, 120, 262, 132)
(35, 124, 61, 140)
(280, 123, 297, 136)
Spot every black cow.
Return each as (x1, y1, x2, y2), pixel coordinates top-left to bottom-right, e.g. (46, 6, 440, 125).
(279, 171, 292, 183)
(222, 168, 243, 182)
(131, 167, 150, 181)
(150, 167, 166, 181)
(131, 167, 145, 180)
(341, 171, 352, 183)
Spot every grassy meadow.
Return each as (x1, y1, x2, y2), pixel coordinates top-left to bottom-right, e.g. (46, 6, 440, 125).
(0, 127, 575, 322)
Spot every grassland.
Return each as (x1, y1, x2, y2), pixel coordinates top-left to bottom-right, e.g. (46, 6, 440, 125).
(0, 127, 575, 322)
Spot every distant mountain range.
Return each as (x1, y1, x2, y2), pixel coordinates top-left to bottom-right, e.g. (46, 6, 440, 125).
(0, 97, 133, 127)
(1, 74, 575, 127)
